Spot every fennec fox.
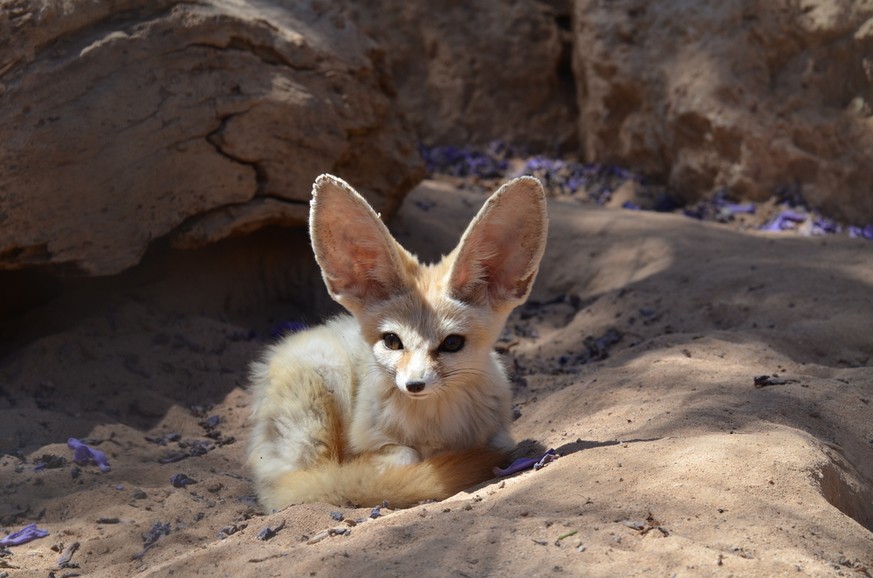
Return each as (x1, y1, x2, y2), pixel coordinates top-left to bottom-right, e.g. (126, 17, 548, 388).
(248, 174, 548, 510)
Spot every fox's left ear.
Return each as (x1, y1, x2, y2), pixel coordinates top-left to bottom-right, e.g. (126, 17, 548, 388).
(448, 176, 548, 309)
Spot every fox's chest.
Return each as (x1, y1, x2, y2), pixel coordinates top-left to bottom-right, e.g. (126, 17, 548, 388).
(380, 391, 502, 456)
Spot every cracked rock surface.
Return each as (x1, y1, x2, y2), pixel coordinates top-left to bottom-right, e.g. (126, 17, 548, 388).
(0, 0, 423, 275)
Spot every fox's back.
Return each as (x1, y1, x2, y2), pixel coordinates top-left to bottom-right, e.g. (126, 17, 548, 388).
(247, 315, 366, 486)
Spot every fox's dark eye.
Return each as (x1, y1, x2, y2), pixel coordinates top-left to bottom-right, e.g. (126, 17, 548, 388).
(439, 334, 465, 353)
(382, 332, 404, 351)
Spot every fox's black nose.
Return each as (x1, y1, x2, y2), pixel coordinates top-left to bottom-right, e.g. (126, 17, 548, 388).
(405, 380, 426, 393)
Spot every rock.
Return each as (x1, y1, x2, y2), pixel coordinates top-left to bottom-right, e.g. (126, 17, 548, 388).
(573, 0, 873, 224)
(342, 0, 579, 152)
(0, 1, 423, 276)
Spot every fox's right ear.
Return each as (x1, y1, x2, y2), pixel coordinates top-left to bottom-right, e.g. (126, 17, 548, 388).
(448, 176, 548, 310)
(309, 175, 412, 312)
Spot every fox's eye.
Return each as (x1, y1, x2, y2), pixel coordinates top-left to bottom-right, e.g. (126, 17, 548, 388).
(382, 332, 404, 351)
(438, 334, 465, 353)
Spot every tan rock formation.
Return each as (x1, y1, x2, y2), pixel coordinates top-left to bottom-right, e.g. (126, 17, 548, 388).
(0, 1, 423, 275)
(572, 0, 873, 223)
(342, 0, 579, 152)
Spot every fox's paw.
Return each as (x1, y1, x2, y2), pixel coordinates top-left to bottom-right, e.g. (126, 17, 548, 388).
(372, 444, 421, 473)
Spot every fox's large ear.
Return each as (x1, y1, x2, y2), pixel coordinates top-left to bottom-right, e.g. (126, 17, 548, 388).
(448, 176, 548, 309)
(310, 174, 411, 312)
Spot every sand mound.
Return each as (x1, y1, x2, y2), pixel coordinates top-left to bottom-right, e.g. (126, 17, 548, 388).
(1, 180, 871, 576)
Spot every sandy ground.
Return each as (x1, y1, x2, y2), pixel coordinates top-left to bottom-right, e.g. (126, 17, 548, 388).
(1, 179, 872, 577)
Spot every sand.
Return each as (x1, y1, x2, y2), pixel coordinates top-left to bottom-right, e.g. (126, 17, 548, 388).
(1, 179, 871, 577)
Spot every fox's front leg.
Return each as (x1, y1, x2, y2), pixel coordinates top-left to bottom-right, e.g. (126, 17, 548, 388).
(370, 444, 422, 473)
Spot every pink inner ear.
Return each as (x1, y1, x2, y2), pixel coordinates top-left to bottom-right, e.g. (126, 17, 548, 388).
(449, 184, 546, 306)
(321, 231, 398, 302)
(313, 186, 412, 307)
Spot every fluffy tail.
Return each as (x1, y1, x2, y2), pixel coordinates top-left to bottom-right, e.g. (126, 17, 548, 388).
(259, 448, 508, 511)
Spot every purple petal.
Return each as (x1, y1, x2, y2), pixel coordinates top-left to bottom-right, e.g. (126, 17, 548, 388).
(810, 215, 840, 235)
(725, 202, 756, 215)
(202, 415, 220, 429)
(849, 224, 873, 240)
(170, 473, 198, 488)
(493, 457, 538, 476)
(67, 437, 111, 472)
(493, 449, 557, 477)
(0, 523, 49, 547)
(533, 450, 558, 470)
(761, 210, 807, 232)
(141, 521, 171, 549)
(779, 210, 807, 223)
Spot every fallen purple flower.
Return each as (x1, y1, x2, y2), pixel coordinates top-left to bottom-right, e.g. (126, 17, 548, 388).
(144, 432, 181, 446)
(420, 144, 507, 178)
(257, 519, 285, 541)
(188, 439, 212, 456)
(68, 438, 110, 472)
(608, 165, 639, 180)
(588, 328, 623, 360)
(493, 456, 538, 476)
(811, 214, 840, 235)
(622, 201, 641, 210)
(0, 523, 49, 547)
(724, 202, 756, 215)
(143, 522, 171, 548)
(533, 450, 558, 470)
(132, 521, 171, 560)
(159, 439, 213, 463)
(524, 156, 565, 173)
(760, 210, 807, 232)
(200, 415, 220, 430)
(848, 224, 873, 240)
(565, 175, 586, 193)
(493, 449, 557, 477)
(170, 473, 198, 488)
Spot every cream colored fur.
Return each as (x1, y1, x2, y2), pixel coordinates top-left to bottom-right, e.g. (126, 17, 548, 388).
(248, 174, 548, 510)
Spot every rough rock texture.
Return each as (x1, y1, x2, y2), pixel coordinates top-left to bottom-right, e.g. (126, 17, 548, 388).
(573, 0, 873, 224)
(0, 0, 423, 275)
(3, 0, 873, 275)
(342, 0, 579, 152)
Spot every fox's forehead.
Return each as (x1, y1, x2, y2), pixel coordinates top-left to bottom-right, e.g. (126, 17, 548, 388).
(377, 291, 470, 339)
(371, 265, 479, 337)
(359, 254, 497, 344)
